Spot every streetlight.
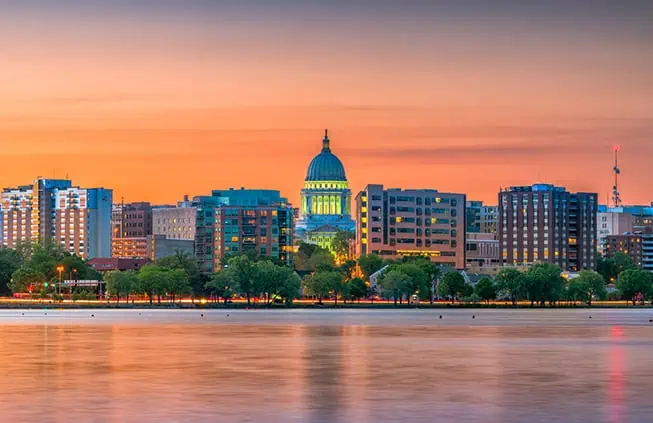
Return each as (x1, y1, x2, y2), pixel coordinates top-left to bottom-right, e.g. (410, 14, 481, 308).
(56, 265, 64, 295)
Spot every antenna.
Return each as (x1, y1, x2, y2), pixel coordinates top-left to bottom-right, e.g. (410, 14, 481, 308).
(612, 145, 622, 208)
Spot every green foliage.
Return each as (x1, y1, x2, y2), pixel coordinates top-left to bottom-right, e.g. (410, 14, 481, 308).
(307, 251, 336, 273)
(293, 242, 330, 271)
(495, 268, 525, 304)
(394, 263, 430, 301)
(205, 271, 234, 304)
(255, 260, 300, 305)
(302, 271, 342, 304)
(224, 255, 257, 305)
(597, 252, 636, 283)
(357, 254, 384, 281)
(0, 248, 25, 295)
(474, 277, 497, 302)
(135, 264, 163, 304)
(9, 267, 45, 293)
(567, 270, 606, 306)
(437, 271, 466, 301)
(339, 259, 358, 281)
(347, 277, 369, 302)
(157, 250, 206, 298)
(378, 270, 412, 305)
(331, 230, 355, 261)
(105, 270, 136, 304)
(524, 263, 565, 306)
(616, 268, 652, 305)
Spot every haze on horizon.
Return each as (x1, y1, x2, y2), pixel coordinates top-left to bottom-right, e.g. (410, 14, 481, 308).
(1, 0, 652, 206)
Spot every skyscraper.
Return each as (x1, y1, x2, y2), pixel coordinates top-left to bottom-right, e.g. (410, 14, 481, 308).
(295, 130, 355, 251)
(498, 184, 597, 271)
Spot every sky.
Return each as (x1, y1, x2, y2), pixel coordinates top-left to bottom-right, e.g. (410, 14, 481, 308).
(1, 0, 652, 206)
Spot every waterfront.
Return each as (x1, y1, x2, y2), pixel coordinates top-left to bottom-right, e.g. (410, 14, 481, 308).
(1, 310, 652, 423)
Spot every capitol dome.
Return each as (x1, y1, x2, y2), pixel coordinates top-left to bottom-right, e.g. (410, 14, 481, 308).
(305, 130, 347, 182)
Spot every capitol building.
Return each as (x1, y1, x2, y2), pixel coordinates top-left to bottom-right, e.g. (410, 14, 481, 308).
(295, 130, 355, 250)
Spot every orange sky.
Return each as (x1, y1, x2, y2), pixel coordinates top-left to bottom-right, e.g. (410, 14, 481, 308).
(1, 1, 652, 206)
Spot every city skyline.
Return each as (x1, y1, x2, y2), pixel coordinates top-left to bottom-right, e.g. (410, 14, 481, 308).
(1, 0, 652, 206)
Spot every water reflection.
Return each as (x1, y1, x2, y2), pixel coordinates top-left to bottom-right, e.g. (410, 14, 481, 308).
(0, 310, 652, 423)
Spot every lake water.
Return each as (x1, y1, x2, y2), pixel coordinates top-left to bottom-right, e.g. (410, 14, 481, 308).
(1, 309, 652, 423)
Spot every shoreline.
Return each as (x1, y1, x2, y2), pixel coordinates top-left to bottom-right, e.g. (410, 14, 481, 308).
(0, 302, 651, 310)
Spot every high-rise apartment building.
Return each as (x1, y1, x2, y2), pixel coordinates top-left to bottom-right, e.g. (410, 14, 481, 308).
(193, 188, 291, 273)
(54, 187, 113, 258)
(214, 204, 293, 268)
(466, 233, 500, 269)
(604, 233, 643, 268)
(2, 178, 111, 258)
(498, 184, 597, 271)
(355, 185, 466, 268)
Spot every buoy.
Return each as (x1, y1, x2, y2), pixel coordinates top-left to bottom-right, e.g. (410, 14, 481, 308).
(201, 313, 204, 318)
(439, 315, 442, 319)
(227, 314, 230, 317)
(91, 314, 95, 317)
(649, 319, 652, 323)
(589, 316, 592, 319)
(472, 315, 476, 319)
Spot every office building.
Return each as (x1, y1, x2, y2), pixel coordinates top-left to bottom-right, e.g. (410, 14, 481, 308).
(54, 187, 113, 258)
(146, 234, 195, 261)
(111, 202, 153, 258)
(466, 201, 498, 234)
(355, 185, 466, 268)
(153, 205, 196, 241)
(498, 184, 597, 271)
(597, 211, 633, 254)
(295, 130, 355, 251)
(466, 233, 500, 268)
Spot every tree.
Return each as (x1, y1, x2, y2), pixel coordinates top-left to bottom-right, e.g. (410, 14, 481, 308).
(437, 271, 466, 303)
(474, 277, 497, 303)
(293, 242, 330, 271)
(225, 255, 257, 305)
(9, 268, 45, 294)
(136, 264, 163, 304)
(495, 268, 525, 305)
(526, 263, 565, 306)
(105, 270, 136, 304)
(573, 270, 607, 307)
(0, 248, 24, 296)
(307, 251, 336, 273)
(597, 254, 618, 282)
(254, 260, 299, 306)
(331, 230, 355, 262)
(613, 252, 636, 275)
(168, 268, 191, 303)
(378, 270, 412, 306)
(303, 273, 332, 304)
(339, 259, 358, 281)
(158, 250, 206, 300)
(358, 254, 384, 281)
(616, 268, 652, 305)
(396, 263, 429, 301)
(348, 277, 369, 303)
(205, 271, 234, 305)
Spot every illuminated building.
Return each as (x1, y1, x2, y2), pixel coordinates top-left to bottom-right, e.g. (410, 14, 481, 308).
(214, 204, 293, 269)
(295, 130, 355, 251)
(597, 211, 633, 254)
(604, 233, 644, 268)
(2, 178, 111, 258)
(153, 205, 196, 241)
(1, 178, 72, 248)
(466, 201, 498, 234)
(54, 187, 113, 258)
(466, 233, 500, 268)
(499, 184, 597, 271)
(193, 188, 291, 273)
(111, 202, 153, 258)
(355, 185, 466, 268)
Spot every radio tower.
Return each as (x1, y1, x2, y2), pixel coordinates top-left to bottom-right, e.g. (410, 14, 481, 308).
(612, 145, 622, 208)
